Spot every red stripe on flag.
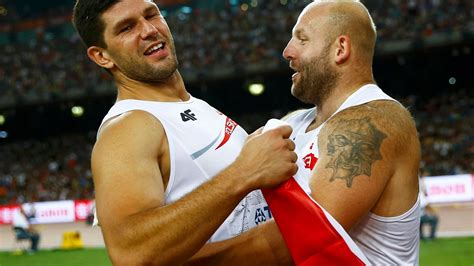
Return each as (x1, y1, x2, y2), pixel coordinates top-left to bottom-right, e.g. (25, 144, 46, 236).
(262, 178, 366, 265)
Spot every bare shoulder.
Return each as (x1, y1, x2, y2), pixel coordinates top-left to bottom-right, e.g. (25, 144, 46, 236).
(91, 109, 168, 186)
(310, 100, 420, 228)
(318, 100, 420, 187)
(93, 110, 167, 156)
(92, 110, 168, 227)
(321, 100, 419, 158)
(96, 110, 165, 143)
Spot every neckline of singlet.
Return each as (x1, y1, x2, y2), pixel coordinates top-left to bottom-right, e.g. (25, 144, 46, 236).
(115, 94, 195, 105)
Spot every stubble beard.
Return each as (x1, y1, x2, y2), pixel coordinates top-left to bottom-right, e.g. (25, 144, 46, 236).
(117, 41, 180, 83)
(291, 50, 340, 106)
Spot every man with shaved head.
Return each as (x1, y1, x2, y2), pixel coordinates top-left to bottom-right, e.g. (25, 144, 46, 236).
(190, 1, 421, 265)
(270, 0, 421, 263)
(274, 0, 420, 264)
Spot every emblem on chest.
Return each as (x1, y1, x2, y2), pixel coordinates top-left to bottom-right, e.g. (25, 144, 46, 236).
(302, 142, 318, 171)
(216, 117, 238, 149)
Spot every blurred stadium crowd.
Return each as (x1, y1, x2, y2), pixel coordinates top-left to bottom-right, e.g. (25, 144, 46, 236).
(0, 134, 95, 204)
(0, 0, 473, 105)
(0, 0, 473, 204)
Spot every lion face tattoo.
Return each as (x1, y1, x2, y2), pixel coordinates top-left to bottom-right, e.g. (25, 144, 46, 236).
(325, 117, 387, 188)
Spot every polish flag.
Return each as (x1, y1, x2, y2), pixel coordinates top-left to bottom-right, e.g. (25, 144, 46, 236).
(262, 178, 369, 265)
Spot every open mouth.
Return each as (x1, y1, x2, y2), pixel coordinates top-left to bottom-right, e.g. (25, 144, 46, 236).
(289, 63, 300, 80)
(144, 42, 165, 56)
(292, 72, 300, 80)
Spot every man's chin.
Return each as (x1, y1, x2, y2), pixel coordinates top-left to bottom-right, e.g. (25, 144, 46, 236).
(291, 85, 303, 98)
(292, 88, 314, 105)
(290, 84, 297, 95)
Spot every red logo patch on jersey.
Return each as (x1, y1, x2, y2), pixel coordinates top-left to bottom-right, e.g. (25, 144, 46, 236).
(215, 117, 238, 150)
(303, 153, 318, 170)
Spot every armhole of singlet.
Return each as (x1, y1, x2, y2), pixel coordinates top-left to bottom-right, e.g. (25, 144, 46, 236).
(367, 194, 421, 222)
(96, 114, 120, 138)
(161, 121, 176, 201)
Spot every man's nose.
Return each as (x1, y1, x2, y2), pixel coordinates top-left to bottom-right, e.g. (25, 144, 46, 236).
(282, 41, 294, 61)
(140, 18, 159, 40)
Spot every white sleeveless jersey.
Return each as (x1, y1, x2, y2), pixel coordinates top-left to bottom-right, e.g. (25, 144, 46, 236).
(98, 95, 270, 242)
(283, 84, 421, 265)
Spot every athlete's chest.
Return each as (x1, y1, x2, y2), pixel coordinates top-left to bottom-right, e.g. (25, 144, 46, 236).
(165, 104, 247, 177)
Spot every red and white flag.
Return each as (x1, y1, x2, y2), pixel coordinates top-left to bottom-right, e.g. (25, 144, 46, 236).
(262, 178, 369, 265)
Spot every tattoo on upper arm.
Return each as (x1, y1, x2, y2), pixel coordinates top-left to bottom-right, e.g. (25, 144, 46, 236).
(325, 117, 387, 188)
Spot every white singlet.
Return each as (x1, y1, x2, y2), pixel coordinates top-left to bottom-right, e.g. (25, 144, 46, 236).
(97, 95, 270, 242)
(283, 84, 421, 265)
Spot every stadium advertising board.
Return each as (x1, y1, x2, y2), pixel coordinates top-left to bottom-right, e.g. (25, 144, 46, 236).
(1, 174, 473, 224)
(0, 200, 94, 225)
(30, 200, 76, 224)
(423, 174, 474, 204)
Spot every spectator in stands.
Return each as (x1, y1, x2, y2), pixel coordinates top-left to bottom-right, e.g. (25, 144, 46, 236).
(25, 201, 36, 222)
(12, 204, 41, 253)
(0, 133, 95, 205)
(419, 176, 439, 240)
(420, 204, 439, 240)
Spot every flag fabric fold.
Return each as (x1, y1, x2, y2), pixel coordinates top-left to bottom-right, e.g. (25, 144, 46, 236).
(262, 177, 369, 265)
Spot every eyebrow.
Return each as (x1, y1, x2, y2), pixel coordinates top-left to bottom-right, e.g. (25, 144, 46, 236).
(112, 17, 134, 33)
(111, 5, 159, 33)
(293, 29, 306, 38)
(143, 5, 160, 16)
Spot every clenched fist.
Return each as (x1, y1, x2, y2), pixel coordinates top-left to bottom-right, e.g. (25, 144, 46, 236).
(233, 125, 298, 190)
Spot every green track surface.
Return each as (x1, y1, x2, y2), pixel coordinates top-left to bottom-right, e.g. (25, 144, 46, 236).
(0, 248, 110, 266)
(1, 237, 473, 265)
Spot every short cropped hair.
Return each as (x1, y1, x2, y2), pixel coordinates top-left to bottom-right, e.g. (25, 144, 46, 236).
(72, 0, 120, 48)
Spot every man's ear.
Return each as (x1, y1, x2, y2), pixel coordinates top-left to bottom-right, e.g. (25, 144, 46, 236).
(87, 46, 115, 70)
(334, 35, 351, 65)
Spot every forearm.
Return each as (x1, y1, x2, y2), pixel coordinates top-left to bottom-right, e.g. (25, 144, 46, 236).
(105, 166, 253, 265)
(186, 220, 293, 266)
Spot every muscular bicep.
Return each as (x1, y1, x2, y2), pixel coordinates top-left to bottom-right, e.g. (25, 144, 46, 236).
(310, 114, 395, 230)
(91, 111, 166, 231)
